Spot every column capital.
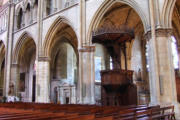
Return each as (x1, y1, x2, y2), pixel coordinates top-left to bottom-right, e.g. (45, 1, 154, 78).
(11, 63, 19, 68)
(79, 45, 95, 52)
(38, 56, 50, 62)
(144, 28, 173, 40)
(10, 2, 15, 6)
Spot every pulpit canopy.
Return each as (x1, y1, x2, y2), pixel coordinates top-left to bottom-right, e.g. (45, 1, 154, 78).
(92, 25, 134, 44)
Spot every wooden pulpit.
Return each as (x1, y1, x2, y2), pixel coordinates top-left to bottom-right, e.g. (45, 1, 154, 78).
(92, 26, 137, 106)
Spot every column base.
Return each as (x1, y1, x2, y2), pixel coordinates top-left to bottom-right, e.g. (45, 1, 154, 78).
(82, 96, 95, 104)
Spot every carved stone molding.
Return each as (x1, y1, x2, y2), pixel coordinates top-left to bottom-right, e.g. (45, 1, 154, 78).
(79, 45, 95, 52)
(144, 28, 173, 40)
(156, 28, 172, 37)
(11, 63, 19, 68)
(38, 56, 50, 62)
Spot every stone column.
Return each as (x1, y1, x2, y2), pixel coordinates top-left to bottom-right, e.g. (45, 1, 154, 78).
(146, 29, 180, 114)
(30, 6, 33, 24)
(79, 46, 95, 104)
(4, 2, 15, 97)
(67, 45, 73, 84)
(21, 11, 25, 27)
(37, 0, 43, 56)
(71, 86, 76, 104)
(14, 14, 18, 30)
(57, 0, 62, 10)
(35, 57, 50, 103)
(59, 87, 64, 104)
(53, 0, 57, 12)
(10, 64, 19, 96)
(78, 0, 86, 104)
(42, 0, 47, 18)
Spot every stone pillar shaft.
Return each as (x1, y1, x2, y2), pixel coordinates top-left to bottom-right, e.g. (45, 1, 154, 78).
(146, 28, 179, 115)
(5, 2, 15, 96)
(36, 58, 50, 103)
(79, 46, 95, 104)
(10, 64, 19, 96)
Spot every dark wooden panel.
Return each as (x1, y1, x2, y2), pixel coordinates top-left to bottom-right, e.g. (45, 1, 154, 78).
(101, 70, 137, 106)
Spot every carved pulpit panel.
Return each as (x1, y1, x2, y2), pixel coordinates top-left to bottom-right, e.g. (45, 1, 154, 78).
(93, 26, 137, 106)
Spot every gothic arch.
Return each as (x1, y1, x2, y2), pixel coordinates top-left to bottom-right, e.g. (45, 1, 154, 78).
(43, 17, 79, 104)
(87, 0, 146, 71)
(43, 16, 78, 58)
(171, 0, 180, 47)
(24, 0, 33, 10)
(24, 3, 31, 25)
(25, 2, 31, 10)
(162, 0, 176, 28)
(87, 0, 148, 43)
(16, 7, 23, 29)
(32, 0, 38, 7)
(15, 3, 24, 16)
(12, 32, 36, 64)
(50, 32, 78, 68)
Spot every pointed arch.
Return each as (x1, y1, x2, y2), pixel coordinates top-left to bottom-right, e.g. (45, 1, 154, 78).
(12, 32, 36, 64)
(161, 0, 176, 28)
(15, 5, 23, 16)
(32, 0, 38, 7)
(24, 0, 33, 10)
(25, 3, 31, 10)
(43, 16, 78, 57)
(16, 7, 23, 29)
(87, 0, 148, 43)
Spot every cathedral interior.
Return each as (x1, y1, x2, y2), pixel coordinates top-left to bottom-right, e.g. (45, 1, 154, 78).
(0, 0, 180, 119)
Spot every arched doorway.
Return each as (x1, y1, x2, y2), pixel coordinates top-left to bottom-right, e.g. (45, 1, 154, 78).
(43, 18, 78, 104)
(13, 33, 36, 102)
(90, 1, 149, 105)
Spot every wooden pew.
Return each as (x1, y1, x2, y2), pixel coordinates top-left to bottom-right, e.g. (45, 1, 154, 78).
(0, 102, 176, 120)
(135, 105, 175, 120)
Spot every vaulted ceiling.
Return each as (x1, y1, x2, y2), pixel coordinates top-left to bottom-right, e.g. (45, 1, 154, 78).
(98, 2, 144, 35)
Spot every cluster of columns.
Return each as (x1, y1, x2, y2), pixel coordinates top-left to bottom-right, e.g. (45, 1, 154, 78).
(15, 2, 38, 30)
(0, 8, 8, 33)
(147, 0, 179, 116)
(146, 29, 178, 105)
(43, 0, 76, 17)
